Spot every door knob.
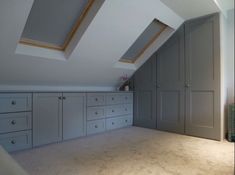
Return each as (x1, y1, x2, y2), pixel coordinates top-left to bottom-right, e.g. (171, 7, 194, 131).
(11, 101, 16, 105)
(185, 83, 191, 88)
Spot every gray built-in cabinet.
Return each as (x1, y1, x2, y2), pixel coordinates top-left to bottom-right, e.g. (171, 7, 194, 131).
(133, 13, 221, 140)
(33, 93, 86, 147)
(0, 92, 133, 152)
(86, 93, 133, 135)
(134, 56, 157, 129)
(0, 93, 32, 152)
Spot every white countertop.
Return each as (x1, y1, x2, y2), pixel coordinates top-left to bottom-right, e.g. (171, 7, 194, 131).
(0, 146, 29, 175)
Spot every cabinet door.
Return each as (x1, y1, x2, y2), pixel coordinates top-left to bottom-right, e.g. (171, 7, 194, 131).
(63, 93, 86, 140)
(185, 14, 221, 140)
(134, 55, 156, 129)
(33, 93, 62, 146)
(156, 25, 185, 134)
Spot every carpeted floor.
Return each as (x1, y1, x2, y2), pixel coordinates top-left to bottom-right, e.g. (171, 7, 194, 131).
(12, 127, 234, 175)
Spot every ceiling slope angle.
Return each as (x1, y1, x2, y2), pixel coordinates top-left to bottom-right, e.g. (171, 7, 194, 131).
(15, 0, 104, 61)
(0, 0, 184, 90)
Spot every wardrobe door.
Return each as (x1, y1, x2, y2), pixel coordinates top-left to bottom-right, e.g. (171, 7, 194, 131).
(63, 93, 86, 140)
(134, 55, 157, 129)
(156, 25, 185, 134)
(33, 93, 62, 146)
(185, 14, 221, 140)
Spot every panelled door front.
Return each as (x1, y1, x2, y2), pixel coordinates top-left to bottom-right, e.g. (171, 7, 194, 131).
(134, 55, 157, 129)
(156, 26, 185, 134)
(63, 93, 86, 140)
(185, 14, 221, 140)
(33, 93, 63, 146)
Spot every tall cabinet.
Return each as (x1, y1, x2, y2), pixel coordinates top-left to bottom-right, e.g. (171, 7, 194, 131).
(156, 25, 185, 134)
(133, 55, 157, 129)
(184, 14, 221, 140)
(133, 13, 221, 140)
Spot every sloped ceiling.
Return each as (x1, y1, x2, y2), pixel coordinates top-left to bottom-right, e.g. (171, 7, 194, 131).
(0, 0, 225, 90)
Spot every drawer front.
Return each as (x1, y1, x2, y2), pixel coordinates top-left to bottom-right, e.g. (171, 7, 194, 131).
(0, 112, 32, 134)
(122, 115, 133, 126)
(122, 104, 133, 115)
(0, 93, 32, 113)
(0, 130, 32, 152)
(106, 105, 123, 118)
(87, 107, 105, 121)
(106, 93, 122, 105)
(120, 93, 133, 104)
(87, 93, 105, 106)
(87, 119, 105, 135)
(106, 117, 123, 130)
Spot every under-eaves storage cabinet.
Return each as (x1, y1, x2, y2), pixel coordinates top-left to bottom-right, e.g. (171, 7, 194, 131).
(0, 93, 32, 152)
(86, 92, 133, 135)
(33, 93, 86, 146)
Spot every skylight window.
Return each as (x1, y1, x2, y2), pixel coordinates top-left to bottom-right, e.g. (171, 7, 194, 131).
(19, 0, 94, 51)
(120, 19, 167, 63)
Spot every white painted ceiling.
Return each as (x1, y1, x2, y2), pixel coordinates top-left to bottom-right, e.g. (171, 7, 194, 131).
(0, 0, 227, 90)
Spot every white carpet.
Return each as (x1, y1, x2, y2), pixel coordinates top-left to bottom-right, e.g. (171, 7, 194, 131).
(12, 127, 234, 175)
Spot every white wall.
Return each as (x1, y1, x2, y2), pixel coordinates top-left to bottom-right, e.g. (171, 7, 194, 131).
(220, 8, 234, 139)
(225, 9, 234, 104)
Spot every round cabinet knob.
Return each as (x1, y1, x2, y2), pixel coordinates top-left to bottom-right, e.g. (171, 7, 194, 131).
(95, 112, 98, 115)
(112, 122, 115, 125)
(11, 140, 16, 144)
(94, 125, 98, 128)
(125, 108, 127, 111)
(11, 101, 16, 105)
(112, 110, 115, 113)
(125, 120, 128, 123)
(95, 98, 98, 101)
(63, 97, 66, 100)
(58, 97, 62, 100)
(185, 83, 191, 88)
(112, 97, 114, 101)
(11, 120, 16, 125)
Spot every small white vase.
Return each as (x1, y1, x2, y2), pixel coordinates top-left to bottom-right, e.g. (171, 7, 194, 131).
(124, 85, 129, 91)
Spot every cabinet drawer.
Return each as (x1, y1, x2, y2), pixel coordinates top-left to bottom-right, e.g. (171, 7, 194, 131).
(106, 93, 122, 105)
(122, 115, 133, 126)
(106, 117, 123, 130)
(120, 93, 133, 104)
(122, 104, 133, 115)
(106, 105, 123, 118)
(0, 130, 32, 152)
(87, 119, 105, 135)
(0, 93, 32, 113)
(0, 112, 32, 134)
(87, 93, 105, 106)
(87, 107, 105, 121)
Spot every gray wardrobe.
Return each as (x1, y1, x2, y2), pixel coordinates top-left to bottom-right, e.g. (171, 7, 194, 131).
(133, 13, 221, 140)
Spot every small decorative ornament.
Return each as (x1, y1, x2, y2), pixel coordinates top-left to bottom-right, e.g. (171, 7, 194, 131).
(124, 85, 129, 91)
(119, 73, 130, 91)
